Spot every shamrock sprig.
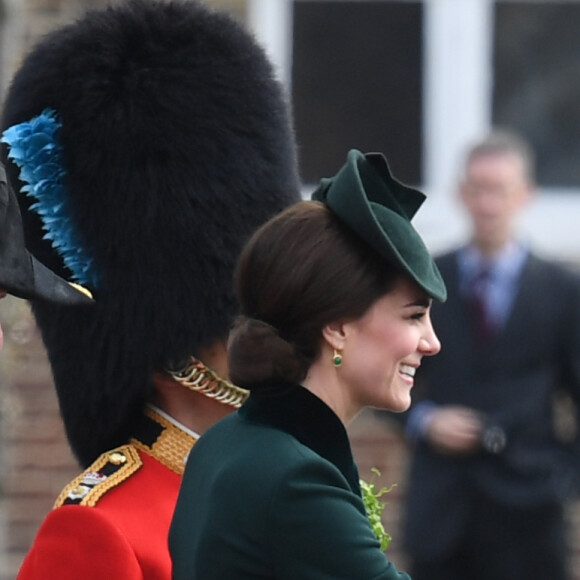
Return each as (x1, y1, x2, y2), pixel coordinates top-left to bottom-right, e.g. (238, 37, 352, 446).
(360, 467, 395, 551)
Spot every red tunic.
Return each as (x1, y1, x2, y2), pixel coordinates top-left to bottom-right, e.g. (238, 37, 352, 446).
(17, 408, 195, 580)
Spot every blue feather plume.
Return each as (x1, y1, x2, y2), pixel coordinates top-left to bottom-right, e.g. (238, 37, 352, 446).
(1, 109, 98, 289)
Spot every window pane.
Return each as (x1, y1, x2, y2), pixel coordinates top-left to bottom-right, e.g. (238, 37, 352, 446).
(493, 1, 580, 187)
(292, 1, 423, 184)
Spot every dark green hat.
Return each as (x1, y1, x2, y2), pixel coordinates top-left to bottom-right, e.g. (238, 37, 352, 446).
(311, 149, 446, 302)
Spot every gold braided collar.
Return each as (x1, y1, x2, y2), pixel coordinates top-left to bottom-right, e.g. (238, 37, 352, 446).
(130, 407, 196, 476)
(167, 356, 249, 409)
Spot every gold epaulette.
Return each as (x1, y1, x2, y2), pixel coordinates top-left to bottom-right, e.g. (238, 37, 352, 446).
(54, 444, 143, 508)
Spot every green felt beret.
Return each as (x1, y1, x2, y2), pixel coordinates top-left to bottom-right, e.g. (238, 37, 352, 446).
(311, 149, 447, 302)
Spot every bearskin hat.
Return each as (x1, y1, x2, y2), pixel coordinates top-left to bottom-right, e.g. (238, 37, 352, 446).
(1, 0, 300, 467)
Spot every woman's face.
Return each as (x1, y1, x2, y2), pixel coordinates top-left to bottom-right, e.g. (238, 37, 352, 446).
(340, 276, 440, 414)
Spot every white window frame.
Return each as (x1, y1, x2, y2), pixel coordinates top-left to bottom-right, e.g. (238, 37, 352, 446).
(249, 0, 580, 262)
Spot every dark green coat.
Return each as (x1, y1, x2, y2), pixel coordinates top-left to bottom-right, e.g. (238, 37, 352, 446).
(170, 384, 410, 579)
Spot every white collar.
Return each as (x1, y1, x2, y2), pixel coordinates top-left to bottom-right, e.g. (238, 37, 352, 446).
(146, 403, 201, 440)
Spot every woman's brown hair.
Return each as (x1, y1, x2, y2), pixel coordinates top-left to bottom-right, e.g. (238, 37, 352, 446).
(228, 200, 401, 388)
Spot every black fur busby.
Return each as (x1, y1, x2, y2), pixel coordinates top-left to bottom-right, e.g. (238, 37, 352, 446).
(1, 0, 300, 466)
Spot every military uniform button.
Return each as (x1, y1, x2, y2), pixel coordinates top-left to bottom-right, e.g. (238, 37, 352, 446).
(109, 452, 127, 465)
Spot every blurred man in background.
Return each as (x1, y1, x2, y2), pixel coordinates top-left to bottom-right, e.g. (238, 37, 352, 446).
(402, 130, 580, 580)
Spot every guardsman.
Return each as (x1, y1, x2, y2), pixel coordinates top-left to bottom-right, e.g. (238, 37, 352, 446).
(1, 0, 300, 578)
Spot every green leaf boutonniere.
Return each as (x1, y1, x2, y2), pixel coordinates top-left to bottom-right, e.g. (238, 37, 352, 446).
(360, 467, 395, 551)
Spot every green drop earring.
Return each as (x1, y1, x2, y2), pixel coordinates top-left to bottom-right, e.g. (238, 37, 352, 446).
(333, 349, 343, 367)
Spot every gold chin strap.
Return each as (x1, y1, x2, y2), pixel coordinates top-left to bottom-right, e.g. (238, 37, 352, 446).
(167, 356, 249, 409)
(69, 282, 94, 299)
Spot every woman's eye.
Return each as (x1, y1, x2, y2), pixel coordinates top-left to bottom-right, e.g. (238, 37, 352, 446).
(410, 311, 425, 321)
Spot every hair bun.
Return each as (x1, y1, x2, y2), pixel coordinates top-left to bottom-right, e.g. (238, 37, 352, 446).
(228, 316, 308, 388)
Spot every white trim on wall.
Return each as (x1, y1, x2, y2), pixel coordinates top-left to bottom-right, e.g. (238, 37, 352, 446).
(423, 0, 493, 195)
(251, 0, 580, 262)
(247, 0, 294, 88)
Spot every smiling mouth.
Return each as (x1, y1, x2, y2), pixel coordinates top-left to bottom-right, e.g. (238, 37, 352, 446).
(400, 364, 416, 379)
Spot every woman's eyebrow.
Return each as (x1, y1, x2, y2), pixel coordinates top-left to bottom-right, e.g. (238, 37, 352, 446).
(403, 297, 431, 308)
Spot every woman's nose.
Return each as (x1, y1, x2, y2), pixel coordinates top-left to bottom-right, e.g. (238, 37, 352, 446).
(420, 319, 441, 356)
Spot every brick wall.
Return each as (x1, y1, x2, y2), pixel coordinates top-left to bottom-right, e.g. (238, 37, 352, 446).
(349, 410, 410, 571)
(0, 299, 78, 579)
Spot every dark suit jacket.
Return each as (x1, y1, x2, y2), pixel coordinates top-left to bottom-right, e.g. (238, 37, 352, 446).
(404, 250, 580, 561)
(170, 384, 410, 579)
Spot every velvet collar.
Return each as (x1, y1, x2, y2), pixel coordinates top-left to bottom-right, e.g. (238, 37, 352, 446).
(239, 383, 361, 495)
